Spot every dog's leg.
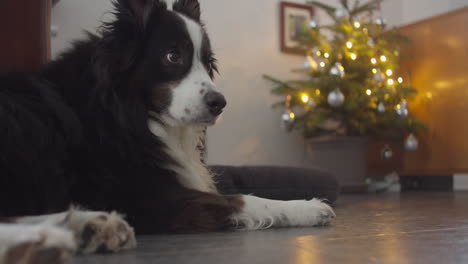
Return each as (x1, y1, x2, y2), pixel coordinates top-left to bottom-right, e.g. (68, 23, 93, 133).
(0, 223, 76, 264)
(231, 195, 336, 230)
(11, 208, 136, 254)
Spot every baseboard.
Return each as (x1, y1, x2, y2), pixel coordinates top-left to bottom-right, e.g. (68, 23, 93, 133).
(400, 175, 453, 192)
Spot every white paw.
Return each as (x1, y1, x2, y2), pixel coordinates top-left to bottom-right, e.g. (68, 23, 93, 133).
(233, 195, 336, 230)
(65, 210, 136, 254)
(307, 199, 336, 226)
(3, 225, 76, 264)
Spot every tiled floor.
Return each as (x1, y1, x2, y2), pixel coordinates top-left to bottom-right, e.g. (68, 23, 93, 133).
(74, 192, 468, 264)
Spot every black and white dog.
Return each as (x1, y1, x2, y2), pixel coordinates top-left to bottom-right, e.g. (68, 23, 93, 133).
(0, 0, 335, 262)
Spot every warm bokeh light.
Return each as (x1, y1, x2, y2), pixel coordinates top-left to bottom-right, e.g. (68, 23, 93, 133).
(372, 68, 378, 74)
(346, 41, 353, 49)
(301, 94, 310, 103)
(354, 21, 361, 28)
(380, 55, 387, 62)
(386, 69, 393, 76)
(289, 112, 295, 119)
(324, 52, 330, 58)
(315, 89, 321, 96)
(319, 61, 326, 68)
(387, 79, 395, 85)
(398, 77, 404, 83)
(366, 89, 372, 95)
(371, 58, 377, 64)
(350, 53, 357, 60)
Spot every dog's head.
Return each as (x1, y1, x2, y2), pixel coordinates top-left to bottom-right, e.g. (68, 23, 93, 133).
(106, 0, 225, 127)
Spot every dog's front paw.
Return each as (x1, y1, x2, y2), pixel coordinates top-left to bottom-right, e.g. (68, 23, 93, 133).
(65, 210, 136, 254)
(286, 199, 336, 227)
(3, 225, 76, 264)
(311, 199, 336, 226)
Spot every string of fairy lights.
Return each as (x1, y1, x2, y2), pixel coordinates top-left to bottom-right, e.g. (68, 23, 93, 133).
(280, 2, 419, 154)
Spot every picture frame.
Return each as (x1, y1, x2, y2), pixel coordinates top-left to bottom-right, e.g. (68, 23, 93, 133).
(280, 2, 315, 55)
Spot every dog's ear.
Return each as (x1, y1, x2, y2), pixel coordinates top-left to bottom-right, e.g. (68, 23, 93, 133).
(118, 0, 166, 26)
(173, 0, 201, 22)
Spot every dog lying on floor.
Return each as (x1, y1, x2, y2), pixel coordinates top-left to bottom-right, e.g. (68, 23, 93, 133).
(0, 0, 335, 263)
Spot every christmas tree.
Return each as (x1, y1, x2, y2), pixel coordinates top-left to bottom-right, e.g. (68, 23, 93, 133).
(265, 0, 426, 147)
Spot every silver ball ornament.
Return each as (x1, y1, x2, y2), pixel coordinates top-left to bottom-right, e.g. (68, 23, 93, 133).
(309, 17, 319, 29)
(381, 145, 393, 160)
(330, 62, 345, 78)
(281, 111, 294, 131)
(405, 134, 419, 152)
(327, 88, 345, 107)
(334, 7, 350, 20)
(377, 102, 386, 113)
(375, 16, 386, 27)
(373, 69, 385, 82)
(395, 100, 409, 118)
(308, 97, 316, 108)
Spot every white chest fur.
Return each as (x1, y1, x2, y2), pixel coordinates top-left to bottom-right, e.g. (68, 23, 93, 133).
(147, 118, 217, 193)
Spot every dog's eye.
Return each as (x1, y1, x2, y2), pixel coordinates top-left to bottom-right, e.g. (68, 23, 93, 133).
(166, 51, 182, 64)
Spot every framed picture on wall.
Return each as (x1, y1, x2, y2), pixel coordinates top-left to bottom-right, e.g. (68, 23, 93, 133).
(280, 2, 315, 55)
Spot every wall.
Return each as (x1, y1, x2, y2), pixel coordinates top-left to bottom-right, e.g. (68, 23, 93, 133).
(51, 0, 467, 167)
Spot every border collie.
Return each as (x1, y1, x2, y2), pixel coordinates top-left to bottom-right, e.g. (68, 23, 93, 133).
(0, 0, 335, 262)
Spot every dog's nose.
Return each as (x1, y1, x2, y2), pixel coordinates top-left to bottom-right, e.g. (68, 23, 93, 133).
(204, 91, 227, 116)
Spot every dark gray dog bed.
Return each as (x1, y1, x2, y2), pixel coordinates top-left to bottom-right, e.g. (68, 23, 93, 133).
(210, 166, 340, 203)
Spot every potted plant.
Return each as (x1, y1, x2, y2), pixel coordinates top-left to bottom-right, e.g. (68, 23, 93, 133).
(264, 0, 426, 192)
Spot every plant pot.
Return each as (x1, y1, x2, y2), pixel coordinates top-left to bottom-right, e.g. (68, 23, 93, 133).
(304, 136, 368, 193)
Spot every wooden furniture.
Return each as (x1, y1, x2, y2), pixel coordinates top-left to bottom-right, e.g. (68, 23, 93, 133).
(368, 7, 468, 177)
(0, 0, 52, 72)
(400, 7, 468, 176)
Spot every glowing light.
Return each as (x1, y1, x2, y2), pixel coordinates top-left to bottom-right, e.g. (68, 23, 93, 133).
(398, 77, 404, 83)
(346, 41, 353, 49)
(324, 53, 330, 58)
(319, 61, 326, 68)
(387, 79, 395, 85)
(426, 92, 433, 99)
(372, 68, 378, 74)
(366, 89, 372, 96)
(371, 58, 377, 64)
(350, 53, 357, 60)
(315, 89, 321, 96)
(316, 50, 322, 56)
(289, 112, 295, 119)
(354, 21, 361, 29)
(386, 69, 393, 77)
(301, 94, 310, 103)
(380, 55, 387, 62)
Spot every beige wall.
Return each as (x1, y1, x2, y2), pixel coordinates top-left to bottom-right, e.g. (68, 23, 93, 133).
(51, 0, 467, 167)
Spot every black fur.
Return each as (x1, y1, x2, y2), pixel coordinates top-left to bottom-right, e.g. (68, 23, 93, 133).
(0, 0, 240, 234)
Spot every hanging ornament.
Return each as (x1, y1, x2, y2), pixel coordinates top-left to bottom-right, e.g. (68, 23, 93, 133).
(309, 16, 319, 29)
(303, 56, 316, 70)
(330, 62, 345, 78)
(405, 133, 419, 151)
(327, 88, 345, 107)
(377, 102, 386, 113)
(375, 16, 387, 27)
(381, 145, 393, 160)
(281, 110, 295, 131)
(373, 69, 385, 82)
(308, 97, 316, 108)
(395, 100, 409, 118)
(334, 7, 350, 20)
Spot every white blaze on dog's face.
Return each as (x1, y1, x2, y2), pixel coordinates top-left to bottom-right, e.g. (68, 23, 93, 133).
(166, 14, 225, 126)
(139, 0, 225, 127)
